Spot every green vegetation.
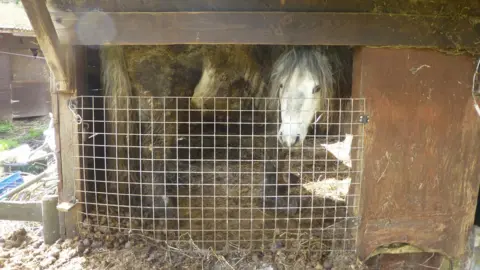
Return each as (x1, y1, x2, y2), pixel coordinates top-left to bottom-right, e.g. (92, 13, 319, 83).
(0, 125, 47, 152)
(0, 139, 20, 151)
(0, 121, 14, 133)
(25, 128, 44, 140)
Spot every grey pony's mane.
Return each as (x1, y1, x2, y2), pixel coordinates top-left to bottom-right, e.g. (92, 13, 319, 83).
(268, 46, 345, 112)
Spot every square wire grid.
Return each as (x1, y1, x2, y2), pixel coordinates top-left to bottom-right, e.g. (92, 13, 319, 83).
(73, 95, 366, 253)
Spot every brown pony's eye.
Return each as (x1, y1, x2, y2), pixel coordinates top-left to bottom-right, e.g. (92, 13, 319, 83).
(313, 85, 322, 93)
(279, 84, 283, 89)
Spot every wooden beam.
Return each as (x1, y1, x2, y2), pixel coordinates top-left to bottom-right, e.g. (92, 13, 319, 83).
(46, 0, 480, 16)
(21, 0, 68, 89)
(51, 12, 480, 49)
(49, 0, 374, 12)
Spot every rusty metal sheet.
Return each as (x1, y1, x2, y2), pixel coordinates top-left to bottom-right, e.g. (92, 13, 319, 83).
(352, 47, 480, 261)
(365, 252, 446, 269)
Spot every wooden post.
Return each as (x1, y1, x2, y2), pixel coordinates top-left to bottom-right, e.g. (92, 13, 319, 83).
(42, 195, 60, 245)
(57, 45, 84, 238)
(21, 0, 83, 238)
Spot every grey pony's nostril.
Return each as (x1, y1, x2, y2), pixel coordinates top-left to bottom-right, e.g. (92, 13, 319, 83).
(294, 135, 300, 145)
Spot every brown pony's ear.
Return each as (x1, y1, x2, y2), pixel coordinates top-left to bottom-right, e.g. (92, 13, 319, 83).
(281, 172, 301, 185)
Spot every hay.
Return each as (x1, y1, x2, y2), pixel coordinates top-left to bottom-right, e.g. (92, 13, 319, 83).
(303, 177, 351, 202)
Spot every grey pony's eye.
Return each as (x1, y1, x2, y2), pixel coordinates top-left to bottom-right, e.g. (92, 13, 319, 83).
(313, 85, 321, 93)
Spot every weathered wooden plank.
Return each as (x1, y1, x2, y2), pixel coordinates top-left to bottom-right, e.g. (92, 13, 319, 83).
(10, 48, 49, 83)
(11, 82, 51, 119)
(48, 0, 374, 12)
(352, 47, 480, 262)
(0, 201, 43, 222)
(46, 0, 480, 15)
(0, 34, 39, 49)
(0, 88, 11, 121)
(51, 12, 480, 49)
(0, 52, 11, 121)
(21, 0, 68, 89)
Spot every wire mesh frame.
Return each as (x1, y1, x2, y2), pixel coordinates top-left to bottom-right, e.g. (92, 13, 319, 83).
(72, 95, 366, 253)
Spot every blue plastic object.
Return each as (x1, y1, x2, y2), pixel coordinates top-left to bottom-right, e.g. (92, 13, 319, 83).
(0, 172, 24, 199)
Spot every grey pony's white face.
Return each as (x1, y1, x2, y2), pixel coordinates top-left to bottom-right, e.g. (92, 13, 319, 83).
(278, 68, 322, 148)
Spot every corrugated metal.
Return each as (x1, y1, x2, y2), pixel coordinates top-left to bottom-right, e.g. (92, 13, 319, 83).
(0, 3, 33, 32)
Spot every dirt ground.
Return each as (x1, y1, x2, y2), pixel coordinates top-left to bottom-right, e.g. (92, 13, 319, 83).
(0, 220, 366, 270)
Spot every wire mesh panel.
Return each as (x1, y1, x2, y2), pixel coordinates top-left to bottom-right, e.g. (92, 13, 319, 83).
(73, 95, 366, 256)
